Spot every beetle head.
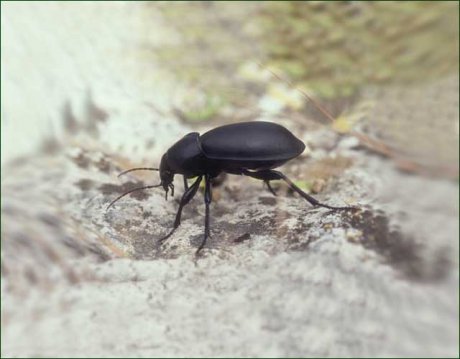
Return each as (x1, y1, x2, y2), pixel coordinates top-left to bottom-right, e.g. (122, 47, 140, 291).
(106, 154, 176, 211)
(159, 153, 175, 199)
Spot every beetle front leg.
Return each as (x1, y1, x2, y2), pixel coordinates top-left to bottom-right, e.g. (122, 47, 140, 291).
(242, 169, 355, 210)
(183, 176, 189, 191)
(196, 174, 213, 255)
(159, 176, 202, 243)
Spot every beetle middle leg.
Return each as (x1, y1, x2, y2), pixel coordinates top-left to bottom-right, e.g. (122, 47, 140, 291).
(241, 169, 354, 210)
(196, 174, 213, 255)
(159, 176, 202, 243)
(264, 180, 278, 196)
(183, 176, 189, 191)
(226, 169, 277, 197)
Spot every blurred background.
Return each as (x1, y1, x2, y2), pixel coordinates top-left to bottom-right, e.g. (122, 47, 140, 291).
(2, 2, 459, 357)
(3, 1, 459, 169)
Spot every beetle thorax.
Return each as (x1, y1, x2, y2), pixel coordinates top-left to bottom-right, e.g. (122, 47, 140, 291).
(165, 132, 207, 177)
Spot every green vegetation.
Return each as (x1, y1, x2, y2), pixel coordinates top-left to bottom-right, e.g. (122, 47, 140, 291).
(154, 1, 458, 115)
(260, 1, 459, 98)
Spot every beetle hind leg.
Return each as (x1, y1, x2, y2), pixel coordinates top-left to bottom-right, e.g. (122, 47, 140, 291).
(243, 169, 355, 210)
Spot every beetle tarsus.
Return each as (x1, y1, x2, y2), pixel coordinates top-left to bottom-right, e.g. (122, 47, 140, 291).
(158, 231, 174, 243)
(280, 173, 355, 210)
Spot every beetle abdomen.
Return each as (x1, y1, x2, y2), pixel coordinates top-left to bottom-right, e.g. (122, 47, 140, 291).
(200, 121, 305, 162)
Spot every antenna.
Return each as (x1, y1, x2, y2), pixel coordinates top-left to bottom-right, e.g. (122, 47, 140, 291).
(106, 184, 162, 211)
(117, 167, 159, 177)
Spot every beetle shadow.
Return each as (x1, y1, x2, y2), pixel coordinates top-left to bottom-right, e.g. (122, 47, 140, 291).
(335, 207, 451, 282)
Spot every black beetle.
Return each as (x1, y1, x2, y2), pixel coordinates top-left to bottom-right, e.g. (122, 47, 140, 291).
(107, 121, 354, 254)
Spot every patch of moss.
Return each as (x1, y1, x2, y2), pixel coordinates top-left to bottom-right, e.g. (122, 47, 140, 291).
(259, 2, 459, 98)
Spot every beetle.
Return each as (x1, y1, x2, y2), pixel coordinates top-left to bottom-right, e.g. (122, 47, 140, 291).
(107, 121, 354, 254)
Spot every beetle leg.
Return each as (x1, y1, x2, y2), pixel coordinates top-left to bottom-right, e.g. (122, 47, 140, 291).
(264, 181, 278, 197)
(242, 169, 355, 210)
(183, 176, 189, 191)
(227, 169, 277, 197)
(159, 176, 202, 243)
(196, 174, 213, 255)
